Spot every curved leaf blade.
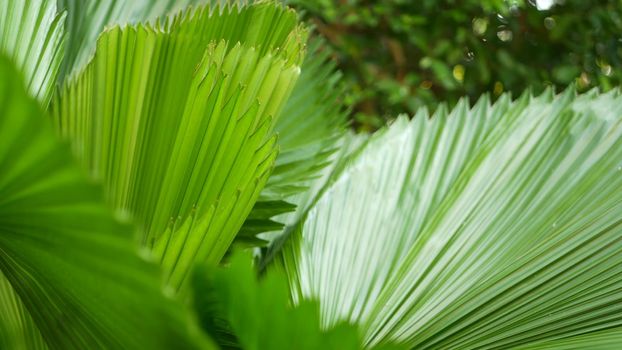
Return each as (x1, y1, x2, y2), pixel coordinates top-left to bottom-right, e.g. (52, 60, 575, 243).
(53, 2, 305, 291)
(192, 251, 363, 350)
(0, 56, 208, 350)
(0, 0, 65, 105)
(276, 88, 622, 348)
(242, 36, 353, 246)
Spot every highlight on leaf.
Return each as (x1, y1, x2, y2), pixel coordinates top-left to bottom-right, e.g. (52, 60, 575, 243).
(274, 87, 622, 348)
(2, 0, 622, 349)
(0, 55, 208, 350)
(242, 36, 354, 247)
(57, 0, 204, 78)
(58, 0, 306, 79)
(0, 0, 66, 105)
(52, 0, 307, 292)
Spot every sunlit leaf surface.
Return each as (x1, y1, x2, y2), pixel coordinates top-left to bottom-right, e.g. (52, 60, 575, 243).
(0, 56, 208, 350)
(0, 0, 65, 105)
(277, 88, 622, 348)
(53, 1, 306, 291)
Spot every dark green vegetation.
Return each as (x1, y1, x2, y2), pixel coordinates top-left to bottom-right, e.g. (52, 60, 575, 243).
(289, 0, 622, 130)
(0, 0, 621, 349)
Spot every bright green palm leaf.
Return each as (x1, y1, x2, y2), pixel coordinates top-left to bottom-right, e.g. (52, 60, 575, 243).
(53, 2, 305, 291)
(0, 56, 208, 349)
(242, 37, 353, 245)
(57, 0, 204, 78)
(276, 88, 622, 348)
(0, 0, 65, 105)
(57, 0, 304, 79)
(264, 37, 349, 200)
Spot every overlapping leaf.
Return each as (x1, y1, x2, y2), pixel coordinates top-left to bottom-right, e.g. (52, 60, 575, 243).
(276, 88, 622, 348)
(57, 0, 306, 79)
(192, 252, 364, 350)
(264, 37, 349, 200)
(53, 1, 306, 291)
(0, 56, 208, 350)
(0, 0, 65, 105)
(57, 0, 205, 78)
(260, 131, 368, 267)
(517, 327, 622, 349)
(243, 37, 352, 246)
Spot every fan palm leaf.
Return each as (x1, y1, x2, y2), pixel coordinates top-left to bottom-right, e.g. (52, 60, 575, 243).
(276, 88, 622, 348)
(0, 56, 209, 350)
(242, 36, 353, 245)
(52, 1, 306, 291)
(0, 0, 65, 105)
(57, 0, 209, 78)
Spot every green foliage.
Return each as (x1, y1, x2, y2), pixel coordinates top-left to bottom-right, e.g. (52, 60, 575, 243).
(260, 130, 369, 267)
(52, 1, 306, 291)
(0, 55, 208, 350)
(0, 0, 66, 105)
(288, 0, 622, 130)
(516, 327, 622, 349)
(192, 252, 366, 350)
(2, 0, 622, 348)
(267, 37, 349, 198)
(275, 87, 622, 348)
(247, 36, 352, 246)
(56, 0, 209, 78)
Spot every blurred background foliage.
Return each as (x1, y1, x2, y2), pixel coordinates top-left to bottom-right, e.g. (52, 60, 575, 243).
(286, 0, 622, 131)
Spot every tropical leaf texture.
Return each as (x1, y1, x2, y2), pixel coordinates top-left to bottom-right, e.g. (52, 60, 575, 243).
(260, 131, 368, 268)
(516, 326, 622, 349)
(57, 0, 207, 78)
(264, 37, 349, 200)
(276, 88, 622, 348)
(0, 0, 66, 105)
(241, 37, 352, 245)
(52, 1, 306, 291)
(0, 56, 207, 350)
(192, 252, 365, 350)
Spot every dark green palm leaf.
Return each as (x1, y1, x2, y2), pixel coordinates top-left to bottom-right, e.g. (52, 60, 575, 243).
(192, 252, 363, 350)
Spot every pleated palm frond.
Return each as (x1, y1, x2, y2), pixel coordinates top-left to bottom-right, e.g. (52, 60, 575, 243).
(265, 37, 349, 200)
(57, 0, 301, 79)
(57, 0, 209, 78)
(0, 0, 65, 105)
(259, 130, 368, 268)
(240, 37, 353, 247)
(52, 1, 306, 292)
(0, 56, 209, 350)
(275, 87, 622, 348)
(516, 326, 622, 349)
